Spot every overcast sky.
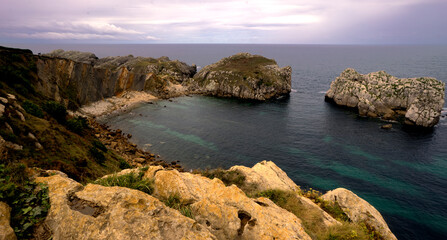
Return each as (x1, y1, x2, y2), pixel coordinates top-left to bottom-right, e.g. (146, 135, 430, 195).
(1, 0, 446, 44)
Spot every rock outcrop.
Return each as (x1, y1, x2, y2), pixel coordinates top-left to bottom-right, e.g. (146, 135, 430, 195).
(325, 68, 445, 127)
(35, 174, 216, 240)
(186, 53, 292, 100)
(0, 202, 16, 240)
(230, 161, 340, 229)
(150, 166, 311, 240)
(322, 188, 397, 240)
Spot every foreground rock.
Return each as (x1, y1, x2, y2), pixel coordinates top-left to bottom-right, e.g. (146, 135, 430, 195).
(230, 161, 340, 229)
(187, 53, 292, 100)
(35, 174, 216, 240)
(150, 166, 311, 240)
(0, 202, 16, 240)
(325, 68, 445, 127)
(322, 188, 397, 240)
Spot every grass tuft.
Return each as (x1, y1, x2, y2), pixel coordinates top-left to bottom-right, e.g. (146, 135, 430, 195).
(94, 172, 154, 195)
(162, 194, 194, 219)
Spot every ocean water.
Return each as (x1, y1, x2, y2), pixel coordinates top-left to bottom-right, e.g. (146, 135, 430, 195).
(14, 44, 447, 239)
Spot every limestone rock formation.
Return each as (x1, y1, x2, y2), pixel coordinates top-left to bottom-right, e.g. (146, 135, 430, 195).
(38, 49, 196, 107)
(187, 53, 292, 100)
(35, 174, 216, 240)
(150, 167, 311, 240)
(230, 161, 340, 228)
(325, 68, 445, 127)
(322, 188, 397, 240)
(0, 202, 16, 240)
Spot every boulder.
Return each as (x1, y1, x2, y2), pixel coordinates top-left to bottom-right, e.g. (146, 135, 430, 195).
(35, 174, 216, 240)
(187, 53, 291, 100)
(0, 202, 16, 240)
(230, 161, 339, 228)
(322, 188, 397, 240)
(325, 68, 445, 127)
(0, 97, 7, 104)
(0, 104, 4, 118)
(150, 167, 311, 240)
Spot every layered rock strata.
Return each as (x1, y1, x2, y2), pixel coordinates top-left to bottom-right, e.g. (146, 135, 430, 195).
(325, 68, 445, 127)
(186, 53, 292, 100)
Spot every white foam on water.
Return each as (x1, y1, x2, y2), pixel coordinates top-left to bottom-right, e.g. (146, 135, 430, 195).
(318, 91, 327, 94)
(291, 89, 298, 93)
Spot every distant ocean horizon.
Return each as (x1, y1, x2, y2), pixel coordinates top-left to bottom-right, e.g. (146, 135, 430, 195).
(8, 43, 447, 239)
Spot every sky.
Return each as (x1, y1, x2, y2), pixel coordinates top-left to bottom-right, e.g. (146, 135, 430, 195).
(1, 0, 446, 44)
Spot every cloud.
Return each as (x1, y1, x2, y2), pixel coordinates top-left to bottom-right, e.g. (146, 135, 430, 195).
(0, 0, 445, 43)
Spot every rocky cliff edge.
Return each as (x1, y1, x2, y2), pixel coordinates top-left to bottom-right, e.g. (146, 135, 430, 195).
(0, 161, 398, 240)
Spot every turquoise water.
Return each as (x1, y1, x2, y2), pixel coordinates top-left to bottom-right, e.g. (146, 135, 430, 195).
(17, 44, 447, 239)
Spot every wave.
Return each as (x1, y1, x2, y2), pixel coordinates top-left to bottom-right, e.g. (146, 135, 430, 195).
(318, 91, 327, 94)
(291, 89, 298, 93)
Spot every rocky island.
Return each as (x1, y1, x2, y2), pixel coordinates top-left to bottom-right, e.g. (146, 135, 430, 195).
(325, 68, 445, 127)
(1, 46, 396, 239)
(186, 53, 292, 100)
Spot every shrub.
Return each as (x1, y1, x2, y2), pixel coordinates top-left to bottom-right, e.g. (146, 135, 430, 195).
(92, 139, 107, 152)
(89, 146, 106, 165)
(66, 116, 88, 135)
(94, 172, 154, 195)
(302, 188, 349, 222)
(22, 100, 43, 118)
(42, 101, 67, 123)
(0, 164, 50, 239)
(162, 194, 194, 219)
(119, 160, 131, 169)
(197, 168, 245, 187)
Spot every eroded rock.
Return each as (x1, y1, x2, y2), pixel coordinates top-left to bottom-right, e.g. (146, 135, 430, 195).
(230, 161, 340, 228)
(325, 68, 445, 127)
(35, 174, 216, 240)
(187, 53, 291, 100)
(322, 188, 397, 240)
(0, 202, 16, 240)
(150, 167, 311, 240)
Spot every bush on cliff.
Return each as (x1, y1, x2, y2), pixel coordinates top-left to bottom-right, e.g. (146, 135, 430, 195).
(42, 101, 67, 123)
(22, 100, 44, 118)
(0, 163, 50, 239)
(66, 116, 88, 135)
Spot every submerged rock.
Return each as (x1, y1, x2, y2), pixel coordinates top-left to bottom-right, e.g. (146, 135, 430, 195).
(187, 53, 291, 100)
(322, 188, 397, 240)
(325, 68, 445, 127)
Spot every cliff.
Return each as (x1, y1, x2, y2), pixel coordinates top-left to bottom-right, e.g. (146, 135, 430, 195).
(186, 53, 292, 100)
(39, 49, 196, 109)
(325, 68, 445, 127)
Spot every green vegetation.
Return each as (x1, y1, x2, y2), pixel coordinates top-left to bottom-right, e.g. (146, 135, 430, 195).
(196, 168, 246, 187)
(22, 100, 44, 118)
(66, 116, 88, 135)
(94, 171, 154, 195)
(162, 194, 194, 219)
(42, 101, 67, 123)
(0, 163, 50, 239)
(302, 188, 349, 222)
(119, 159, 131, 169)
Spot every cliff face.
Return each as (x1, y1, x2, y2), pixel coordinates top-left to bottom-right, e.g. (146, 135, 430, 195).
(186, 53, 292, 100)
(325, 68, 445, 127)
(38, 50, 197, 109)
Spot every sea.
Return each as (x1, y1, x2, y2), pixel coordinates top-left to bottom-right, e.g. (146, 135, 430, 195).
(10, 43, 447, 239)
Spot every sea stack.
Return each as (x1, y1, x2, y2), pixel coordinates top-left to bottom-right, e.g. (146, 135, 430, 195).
(187, 53, 292, 100)
(325, 68, 445, 127)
